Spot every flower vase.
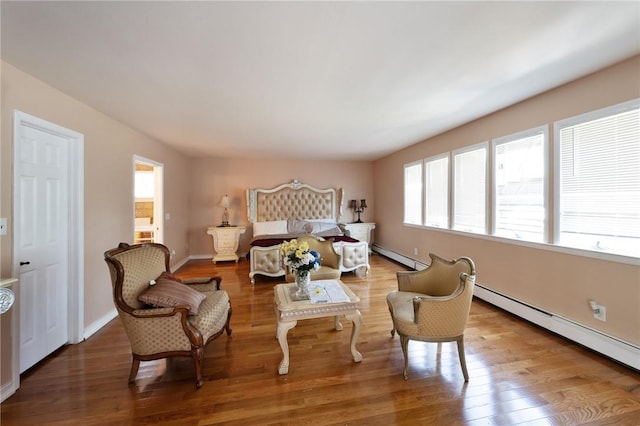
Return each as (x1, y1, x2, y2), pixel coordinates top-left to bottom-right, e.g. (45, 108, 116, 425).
(294, 271, 311, 300)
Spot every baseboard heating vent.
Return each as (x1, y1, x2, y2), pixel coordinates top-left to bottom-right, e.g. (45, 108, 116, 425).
(474, 284, 640, 371)
(373, 244, 639, 371)
(372, 244, 426, 270)
(414, 261, 429, 271)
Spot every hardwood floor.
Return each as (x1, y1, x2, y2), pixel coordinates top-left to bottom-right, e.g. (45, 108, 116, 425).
(2, 255, 639, 425)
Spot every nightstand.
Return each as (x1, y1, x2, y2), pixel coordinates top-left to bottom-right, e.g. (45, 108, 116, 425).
(207, 226, 246, 263)
(344, 222, 376, 253)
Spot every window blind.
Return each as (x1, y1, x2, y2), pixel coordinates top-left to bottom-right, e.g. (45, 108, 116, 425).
(404, 162, 422, 225)
(425, 155, 449, 228)
(453, 145, 487, 233)
(558, 105, 639, 256)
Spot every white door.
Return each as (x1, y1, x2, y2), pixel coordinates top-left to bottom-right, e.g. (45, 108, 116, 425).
(15, 122, 70, 373)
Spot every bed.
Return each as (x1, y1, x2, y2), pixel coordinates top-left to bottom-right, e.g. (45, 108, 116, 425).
(246, 180, 370, 284)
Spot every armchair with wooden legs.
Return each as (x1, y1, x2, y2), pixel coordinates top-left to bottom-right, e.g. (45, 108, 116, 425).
(386, 253, 476, 381)
(104, 242, 232, 388)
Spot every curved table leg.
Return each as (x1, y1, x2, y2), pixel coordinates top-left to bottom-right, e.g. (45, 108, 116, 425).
(334, 315, 343, 331)
(344, 309, 363, 363)
(277, 320, 297, 375)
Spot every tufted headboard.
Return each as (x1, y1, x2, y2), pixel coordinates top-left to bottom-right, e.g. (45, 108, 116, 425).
(246, 180, 343, 223)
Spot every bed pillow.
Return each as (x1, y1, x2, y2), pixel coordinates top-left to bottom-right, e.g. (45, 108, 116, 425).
(287, 218, 314, 234)
(253, 220, 288, 237)
(306, 218, 337, 223)
(310, 221, 342, 234)
(287, 219, 343, 236)
(313, 225, 344, 237)
(138, 273, 206, 315)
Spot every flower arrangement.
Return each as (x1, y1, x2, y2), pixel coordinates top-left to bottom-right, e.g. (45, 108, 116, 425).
(280, 239, 321, 277)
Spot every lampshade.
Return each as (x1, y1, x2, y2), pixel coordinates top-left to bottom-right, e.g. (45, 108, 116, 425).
(349, 200, 357, 209)
(220, 195, 231, 208)
(360, 199, 367, 208)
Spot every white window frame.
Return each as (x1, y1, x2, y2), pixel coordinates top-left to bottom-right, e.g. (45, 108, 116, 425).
(553, 98, 640, 258)
(452, 142, 488, 234)
(492, 125, 548, 243)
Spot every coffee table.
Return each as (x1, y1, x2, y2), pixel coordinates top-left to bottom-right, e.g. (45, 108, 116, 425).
(273, 280, 363, 375)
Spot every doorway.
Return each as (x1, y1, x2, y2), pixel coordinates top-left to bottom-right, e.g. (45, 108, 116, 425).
(13, 111, 84, 373)
(133, 156, 164, 244)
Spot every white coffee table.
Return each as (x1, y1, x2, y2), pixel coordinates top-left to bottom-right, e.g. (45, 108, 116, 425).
(273, 280, 363, 375)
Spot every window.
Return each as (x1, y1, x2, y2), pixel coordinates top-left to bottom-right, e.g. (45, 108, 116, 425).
(404, 161, 422, 225)
(494, 127, 547, 242)
(400, 99, 638, 261)
(424, 154, 449, 228)
(453, 144, 487, 233)
(555, 100, 640, 257)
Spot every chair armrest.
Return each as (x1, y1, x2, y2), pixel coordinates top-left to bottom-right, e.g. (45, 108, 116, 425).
(183, 276, 223, 291)
(411, 284, 465, 323)
(128, 305, 203, 347)
(132, 305, 190, 318)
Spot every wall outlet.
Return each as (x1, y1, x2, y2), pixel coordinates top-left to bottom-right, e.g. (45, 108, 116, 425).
(594, 304, 606, 322)
(413, 247, 418, 256)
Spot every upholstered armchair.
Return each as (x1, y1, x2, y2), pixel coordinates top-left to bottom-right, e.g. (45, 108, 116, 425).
(285, 235, 342, 282)
(104, 243, 232, 388)
(386, 253, 476, 381)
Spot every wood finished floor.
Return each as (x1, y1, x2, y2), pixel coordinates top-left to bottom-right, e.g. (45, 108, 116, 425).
(2, 255, 639, 425)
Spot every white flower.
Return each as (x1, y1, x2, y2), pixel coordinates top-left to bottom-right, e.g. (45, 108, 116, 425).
(280, 239, 321, 275)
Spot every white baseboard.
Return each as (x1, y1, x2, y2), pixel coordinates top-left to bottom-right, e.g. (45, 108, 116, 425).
(83, 308, 117, 340)
(372, 244, 640, 371)
(186, 254, 213, 261)
(373, 244, 424, 269)
(170, 255, 193, 271)
(1, 378, 19, 403)
(474, 285, 640, 370)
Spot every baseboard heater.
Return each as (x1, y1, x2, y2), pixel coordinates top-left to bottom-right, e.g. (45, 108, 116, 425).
(372, 244, 640, 371)
(372, 244, 429, 270)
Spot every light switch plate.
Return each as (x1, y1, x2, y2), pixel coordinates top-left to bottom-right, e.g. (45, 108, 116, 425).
(0, 218, 7, 236)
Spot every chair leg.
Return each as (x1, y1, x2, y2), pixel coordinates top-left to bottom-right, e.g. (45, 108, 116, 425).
(224, 306, 233, 336)
(456, 338, 469, 382)
(193, 347, 204, 389)
(400, 335, 409, 380)
(388, 305, 396, 337)
(128, 358, 140, 384)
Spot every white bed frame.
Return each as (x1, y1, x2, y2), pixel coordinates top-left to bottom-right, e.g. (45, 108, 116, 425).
(246, 180, 370, 284)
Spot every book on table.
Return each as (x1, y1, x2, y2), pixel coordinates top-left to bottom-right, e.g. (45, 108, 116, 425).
(308, 280, 350, 304)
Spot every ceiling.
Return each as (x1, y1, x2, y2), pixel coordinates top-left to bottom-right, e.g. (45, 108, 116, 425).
(2, 1, 639, 161)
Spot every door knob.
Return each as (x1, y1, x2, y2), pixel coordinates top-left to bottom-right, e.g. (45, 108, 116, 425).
(20, 261, 30, 266)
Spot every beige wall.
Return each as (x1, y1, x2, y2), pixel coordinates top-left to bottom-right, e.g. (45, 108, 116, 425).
(372, 55, 640, 346)
(1, 61, 192, 330)
(187, 157, 374, 257)
(0, 61, 375, 333)
(2, 54, 638, 350)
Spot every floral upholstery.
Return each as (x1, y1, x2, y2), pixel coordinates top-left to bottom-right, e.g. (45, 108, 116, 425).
(104, 242, 232, 388)
(387, 253, 476, 381)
